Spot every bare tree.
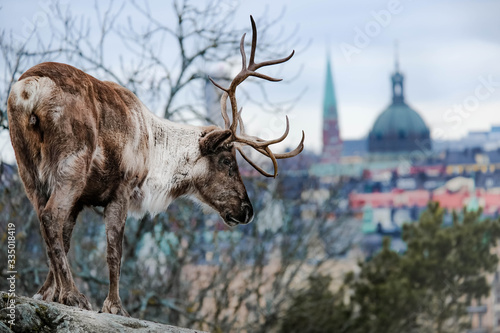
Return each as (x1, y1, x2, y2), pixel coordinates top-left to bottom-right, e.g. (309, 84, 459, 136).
(0, 0, 303, 129)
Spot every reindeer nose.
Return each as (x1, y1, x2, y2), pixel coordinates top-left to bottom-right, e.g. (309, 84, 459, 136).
(241, 203, 254, 224)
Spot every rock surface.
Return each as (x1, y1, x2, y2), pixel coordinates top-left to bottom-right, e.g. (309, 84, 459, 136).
(0, 292, 206, 333)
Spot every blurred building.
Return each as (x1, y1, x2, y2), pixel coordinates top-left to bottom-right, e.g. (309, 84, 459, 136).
(321, 55, 342, 164)
(368, 55, 431, 154)
(204, 66, 230, 128)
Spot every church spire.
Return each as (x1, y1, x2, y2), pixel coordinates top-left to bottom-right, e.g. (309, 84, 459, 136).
(321, 52, 342, 163)
(323, 54, 337, 118)
(394, 40, 400, 73)
(391, 40, 405, 104)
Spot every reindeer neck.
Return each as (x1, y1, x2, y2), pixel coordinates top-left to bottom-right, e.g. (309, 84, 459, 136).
(129, 110, 204, 217)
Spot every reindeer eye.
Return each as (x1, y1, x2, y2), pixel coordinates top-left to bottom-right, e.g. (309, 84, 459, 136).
(222, 158, 231, 166)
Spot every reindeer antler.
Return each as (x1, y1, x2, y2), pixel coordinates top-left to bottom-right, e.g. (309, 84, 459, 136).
(209, 15, 305, 177)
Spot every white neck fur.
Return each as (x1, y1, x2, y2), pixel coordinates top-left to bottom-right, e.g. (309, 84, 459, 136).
(129, 109, 205, 217)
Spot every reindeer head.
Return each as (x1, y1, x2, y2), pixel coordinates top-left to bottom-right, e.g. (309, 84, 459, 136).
(195, 16, 305, 227)
(193, 129, 252, 226)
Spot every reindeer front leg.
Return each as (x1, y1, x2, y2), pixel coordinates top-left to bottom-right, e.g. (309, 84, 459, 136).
(102, 189, 130, 316)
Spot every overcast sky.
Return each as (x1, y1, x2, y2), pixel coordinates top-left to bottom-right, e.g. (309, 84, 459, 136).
(1, 0, 499, 157)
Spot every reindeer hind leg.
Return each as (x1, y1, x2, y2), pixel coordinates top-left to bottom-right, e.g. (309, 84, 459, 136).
(38, 186, 91, 310)
(101, 186, 130, 316)
(34, 203, 83, 302)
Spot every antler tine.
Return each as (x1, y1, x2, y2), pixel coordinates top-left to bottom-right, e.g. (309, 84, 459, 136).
(236, 131, 303, 177)
(208, 76, 228, 92)
(234, 116, 290, 148)
(228, 94, 239, 133)
(220, 92, 231, 129)
(252, 130, 304, 158)
(265, 146, 279, 177)
(248, 16, 258, 69)
(237, 146, 278, 178)
(250, 51, 295, 72)
(240, 33, 247, 71)
(237, 108, 245, 135)
(250, 72, 283, 82)
(235, 126, 303, 177)
(273, 130, 305, 159)
(248, 16, 295, 73)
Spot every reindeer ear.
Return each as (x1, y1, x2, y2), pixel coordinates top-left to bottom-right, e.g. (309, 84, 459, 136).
(199, 129, 232, 155)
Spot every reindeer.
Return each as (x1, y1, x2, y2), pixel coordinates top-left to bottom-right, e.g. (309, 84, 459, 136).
(7, 16, 304, 316)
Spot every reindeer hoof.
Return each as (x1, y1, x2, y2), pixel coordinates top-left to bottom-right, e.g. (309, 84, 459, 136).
(35, 285, 59, 303)
(102, 297, 130, 317)
(60, 290, 92, 310)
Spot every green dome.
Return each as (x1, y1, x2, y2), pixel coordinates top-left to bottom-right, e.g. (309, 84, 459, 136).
(368, 64, 431, 153)
(370, 102, 429, 139)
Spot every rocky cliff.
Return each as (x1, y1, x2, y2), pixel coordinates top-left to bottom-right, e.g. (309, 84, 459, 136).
(0, 292, 206, 333)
